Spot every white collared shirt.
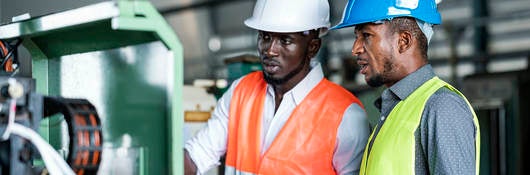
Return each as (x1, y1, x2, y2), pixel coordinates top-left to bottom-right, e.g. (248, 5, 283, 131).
(185, 62, 369, 175)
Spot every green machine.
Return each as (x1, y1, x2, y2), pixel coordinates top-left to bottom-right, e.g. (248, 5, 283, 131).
(0, 1, 184, 174)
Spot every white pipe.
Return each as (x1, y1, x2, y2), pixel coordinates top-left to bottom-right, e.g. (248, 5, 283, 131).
(10, 123, 75, 175)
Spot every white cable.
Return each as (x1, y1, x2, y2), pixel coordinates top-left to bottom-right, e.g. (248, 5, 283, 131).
(0, 78, 75, 174)
(0, 99, 16, 140)
(11, 123, 61, 174)
(10, 123, 75, 175)
(1, 78, 23, 140)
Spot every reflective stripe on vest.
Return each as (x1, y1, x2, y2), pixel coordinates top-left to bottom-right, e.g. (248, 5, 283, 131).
(226, 72, 363, 174)
(359, 77, 480, 175)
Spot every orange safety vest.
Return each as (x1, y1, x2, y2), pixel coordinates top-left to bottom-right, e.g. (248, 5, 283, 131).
(226, 72, 363, 175)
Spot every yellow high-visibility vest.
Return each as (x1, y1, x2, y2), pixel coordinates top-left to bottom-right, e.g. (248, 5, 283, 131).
(360, 77, 480, 175)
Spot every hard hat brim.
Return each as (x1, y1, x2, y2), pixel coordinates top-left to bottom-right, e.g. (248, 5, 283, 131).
(245, 18, 330, 33)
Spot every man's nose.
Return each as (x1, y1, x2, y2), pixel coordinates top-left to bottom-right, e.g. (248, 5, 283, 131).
(265, 39, 280, 57)
(351, 39, 364, 57)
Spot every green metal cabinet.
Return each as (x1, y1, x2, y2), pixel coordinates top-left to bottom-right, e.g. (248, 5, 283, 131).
(0, 1, 184, 174)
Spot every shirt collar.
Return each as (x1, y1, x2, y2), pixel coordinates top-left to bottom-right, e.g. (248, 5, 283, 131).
(266, 60, 324, 105)
(388, 64, 436, 100)
(374, 64, 436, 110)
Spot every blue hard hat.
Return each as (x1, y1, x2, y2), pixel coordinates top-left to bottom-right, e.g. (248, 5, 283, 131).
(331, 0, 441, 30)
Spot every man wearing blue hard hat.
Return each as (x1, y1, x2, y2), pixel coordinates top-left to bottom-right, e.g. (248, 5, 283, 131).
(332, 0, 480, 174)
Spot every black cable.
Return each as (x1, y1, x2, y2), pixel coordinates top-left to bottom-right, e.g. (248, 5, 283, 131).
(0, 39, 22, 72)
(0, 39, 21, 65)
(0, 48, 14, 67)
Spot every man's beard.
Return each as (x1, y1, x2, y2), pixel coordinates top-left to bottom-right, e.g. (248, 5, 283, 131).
(366, 75, 385, 87)
(263, 58, 307, 85)
(366, 58, 394, 87)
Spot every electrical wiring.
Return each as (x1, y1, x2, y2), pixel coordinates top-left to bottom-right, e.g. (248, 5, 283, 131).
(1, 78, 75, 175)
(0, 39, 22, 73)
(10, 123, 75, 175)
(1, 78, 23, 140)
(43, 97, 103, 174)
(0, 99, 16, 140)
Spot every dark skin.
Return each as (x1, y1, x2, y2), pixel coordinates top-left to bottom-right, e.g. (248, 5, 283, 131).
(258, 30, 321, 112)
(353, 22, 427, 87)
(184, 150, 197, 175)
(184, 30, 321, 175)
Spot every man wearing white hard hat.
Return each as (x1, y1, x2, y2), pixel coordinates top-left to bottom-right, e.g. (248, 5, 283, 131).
(184, 0, 369, 174)
(332, 0, 480, 174)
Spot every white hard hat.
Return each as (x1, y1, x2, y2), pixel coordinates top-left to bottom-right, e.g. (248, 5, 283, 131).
(244, 0, 330, 34)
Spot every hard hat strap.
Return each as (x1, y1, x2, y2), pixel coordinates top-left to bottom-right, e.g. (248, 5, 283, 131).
(374, 18, 434, 44)
(416, 20, 434, 44)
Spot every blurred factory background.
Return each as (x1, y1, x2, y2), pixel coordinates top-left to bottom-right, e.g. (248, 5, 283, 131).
(0, 0, 528, 174)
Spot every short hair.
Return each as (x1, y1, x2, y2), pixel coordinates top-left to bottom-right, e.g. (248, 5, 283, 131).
(302, 29, 320, 39)
(388, 17, 428, 60)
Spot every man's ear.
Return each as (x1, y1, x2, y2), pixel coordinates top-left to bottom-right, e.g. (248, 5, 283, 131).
(398, 31, 413, 54)
(308, 38, 321, 58)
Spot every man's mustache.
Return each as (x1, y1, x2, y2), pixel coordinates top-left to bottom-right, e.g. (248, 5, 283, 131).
(261, 57, 280, 66)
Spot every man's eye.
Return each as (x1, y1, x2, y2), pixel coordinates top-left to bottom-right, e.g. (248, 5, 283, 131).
(362, 33, 371, 38)
(281, 38, 292, 45)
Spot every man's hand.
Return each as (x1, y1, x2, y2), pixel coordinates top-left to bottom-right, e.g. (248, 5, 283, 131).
(184, 149, 198, 175)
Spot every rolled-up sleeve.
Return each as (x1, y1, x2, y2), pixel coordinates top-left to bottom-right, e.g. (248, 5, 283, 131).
(334, 103, 370, 175)
(184, 79, 241, 174)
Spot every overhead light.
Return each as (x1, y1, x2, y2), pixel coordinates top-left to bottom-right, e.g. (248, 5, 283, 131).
(208, 36, 221, 52)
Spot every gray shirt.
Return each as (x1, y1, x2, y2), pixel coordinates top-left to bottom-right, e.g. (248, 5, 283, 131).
(368, 64, 477, 175)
